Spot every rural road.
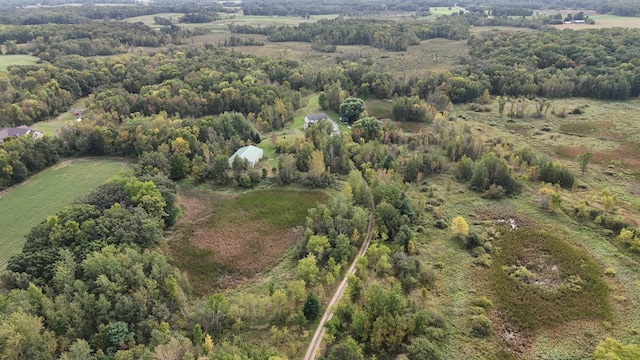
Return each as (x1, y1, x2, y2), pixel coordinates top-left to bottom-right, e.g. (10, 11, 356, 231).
(303, 198, 376, 360)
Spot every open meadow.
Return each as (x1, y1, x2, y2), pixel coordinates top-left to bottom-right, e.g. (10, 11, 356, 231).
(402, 95, 640, 358)
(0, 54, 39, 71)
(123, 12, 339, 31)
(165, 186, 328, 294)
(0, 158, 129, 269)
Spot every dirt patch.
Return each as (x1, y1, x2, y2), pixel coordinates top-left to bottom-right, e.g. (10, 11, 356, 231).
(554, 142, 640, 171)
(473, 203, 535, 229)
(177, 192, 219, 225)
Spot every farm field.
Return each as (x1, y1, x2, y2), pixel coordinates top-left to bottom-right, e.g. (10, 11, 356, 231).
(0, 54, 39, 71)
(0, 158, 129, 269)
(166, 186, 328, 294)
(123, 12, 338, 31)
(554, 14, 640, 29)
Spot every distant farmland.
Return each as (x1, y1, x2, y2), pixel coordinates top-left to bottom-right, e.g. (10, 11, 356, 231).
(0, 158, 129, 269)
(0, 54, 39, 71)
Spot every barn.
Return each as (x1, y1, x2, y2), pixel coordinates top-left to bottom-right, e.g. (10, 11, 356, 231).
(228, 145, 264, 167)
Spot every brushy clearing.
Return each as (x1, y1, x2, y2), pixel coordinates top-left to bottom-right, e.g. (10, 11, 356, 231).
(167, 187, 328, 294)
(490, 230, 611, 330)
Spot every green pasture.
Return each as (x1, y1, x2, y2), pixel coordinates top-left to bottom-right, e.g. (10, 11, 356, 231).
(0, 54, 39, 72)
(0, 158, 129, 269)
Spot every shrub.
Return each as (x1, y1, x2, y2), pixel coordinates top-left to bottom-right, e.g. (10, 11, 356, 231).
(470, 315, 493, 338)
(471, 296, 493, 309)
(539, 160, 575, 188)
(238, 174, 252, 188)
(405, 336, 443, 360)
(434, 219, 448, 229)
(464, 231, 487, 250)
(470, 153, 520, 195)
(474, 254, 493, 268)
(482, 184, 506, 199)
(456, 155, 474, 182)
(604, 267, 616, 277)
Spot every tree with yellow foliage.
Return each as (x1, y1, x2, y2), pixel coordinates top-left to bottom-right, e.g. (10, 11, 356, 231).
(451, 216, 469, 239)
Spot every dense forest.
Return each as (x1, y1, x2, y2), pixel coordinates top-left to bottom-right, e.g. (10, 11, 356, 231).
(0, 0, 640, 359)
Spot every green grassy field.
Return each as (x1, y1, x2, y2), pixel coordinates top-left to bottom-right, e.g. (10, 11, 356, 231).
(123, 12, 338, 31)
(0, 158, 129, 269)
(0, 54, 39, 71)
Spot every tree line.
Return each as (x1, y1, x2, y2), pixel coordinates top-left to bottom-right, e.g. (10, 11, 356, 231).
(242, 0, 436, 17)
(230, 16, 469, 52)
(0, 4, 226, 25)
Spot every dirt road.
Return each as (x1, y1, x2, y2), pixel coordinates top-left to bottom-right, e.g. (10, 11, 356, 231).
(303, 200, 375, 360)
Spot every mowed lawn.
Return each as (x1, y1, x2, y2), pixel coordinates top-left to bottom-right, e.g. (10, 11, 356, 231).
(0, 54, 39, 71)
(0, 158, 129, 269)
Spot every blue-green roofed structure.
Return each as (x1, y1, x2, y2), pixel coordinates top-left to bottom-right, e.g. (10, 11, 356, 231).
(228, 145, 264, 167)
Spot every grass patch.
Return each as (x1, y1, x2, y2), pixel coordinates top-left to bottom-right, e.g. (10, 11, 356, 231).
(0, 54, 39, 71)
(232, 189, 324, 229)
(490, 230, 611, 330)
(558, 121, 597, 134)
(366, 99, 393, 119)
(123, 12, 339, 31)
(168, 187, 328, 294)
(0, 158, 129, 269)
(554, 14, 640, 29)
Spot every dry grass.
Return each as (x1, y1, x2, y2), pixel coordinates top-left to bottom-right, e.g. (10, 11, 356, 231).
(186, 35, 468, 77)
(554, 14, 640, 30)
(166, 186, 328, 294)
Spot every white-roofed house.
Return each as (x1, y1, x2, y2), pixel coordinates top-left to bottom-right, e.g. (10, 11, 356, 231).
(228, 145, 264, 168)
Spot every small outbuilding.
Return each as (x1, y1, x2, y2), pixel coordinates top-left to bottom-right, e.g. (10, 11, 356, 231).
(228, 145, 264, 167)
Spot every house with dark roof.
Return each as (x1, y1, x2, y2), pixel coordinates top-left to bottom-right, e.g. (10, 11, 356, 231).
(304, 113, 340, 134)
(0, 125, 42, 142)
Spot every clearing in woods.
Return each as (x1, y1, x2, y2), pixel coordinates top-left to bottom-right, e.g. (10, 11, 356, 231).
(32, 97, 89, 136)
(166, 186, 328, 294)
(0, 158, 129, 269)
(0, 54, 39, 72)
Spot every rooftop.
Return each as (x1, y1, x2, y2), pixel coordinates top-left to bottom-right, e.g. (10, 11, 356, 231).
(0, 125, 31, 141)
(306, 113, 329, 121)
